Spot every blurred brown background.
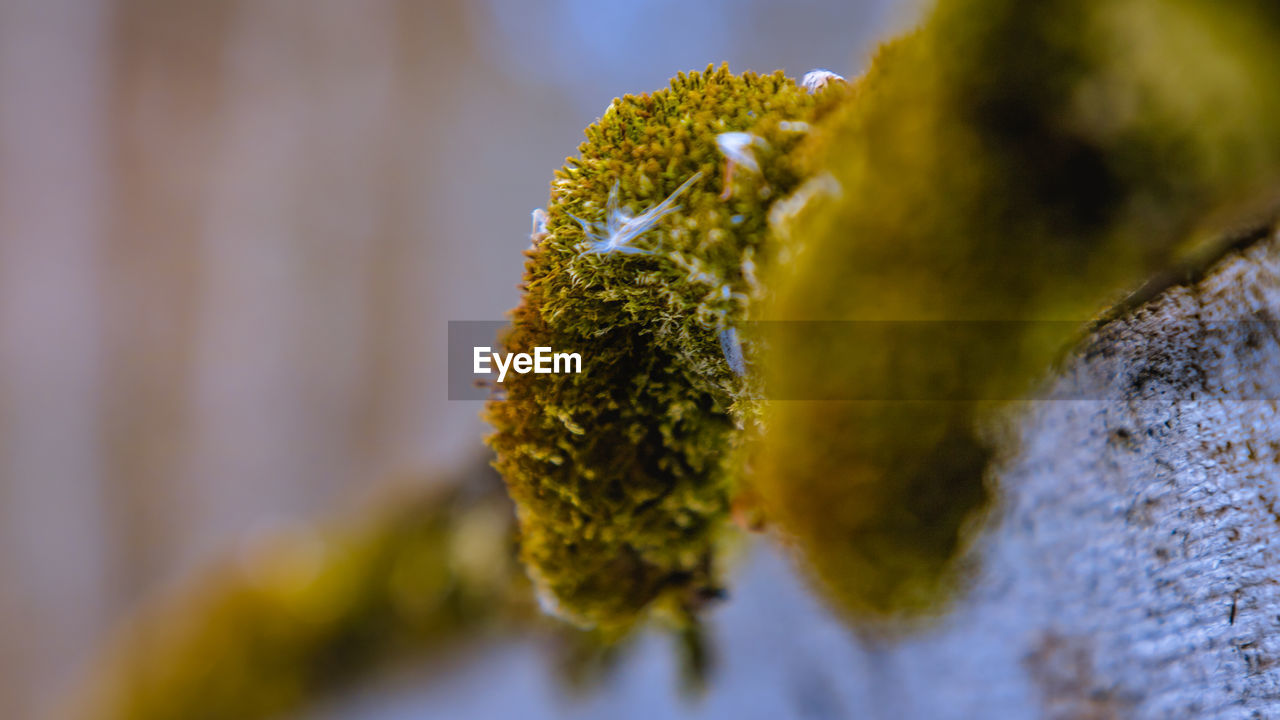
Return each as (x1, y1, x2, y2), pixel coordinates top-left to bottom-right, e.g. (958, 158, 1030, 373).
(0, 0, 909, 716)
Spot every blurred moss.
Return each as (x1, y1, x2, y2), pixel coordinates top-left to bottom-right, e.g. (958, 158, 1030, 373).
(70, 463, 639, 720)
(757, 0, 1280, 622)
(485, 65, 841, 631)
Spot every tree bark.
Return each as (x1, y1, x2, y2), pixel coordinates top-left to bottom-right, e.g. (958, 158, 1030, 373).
(921, 228, 1280, 719)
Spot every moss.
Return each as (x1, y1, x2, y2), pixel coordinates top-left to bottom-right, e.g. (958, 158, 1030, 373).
(756, 0, 1280, 622)
(485, 65, 835, 630)
(72, 462, 714, 720)
(73, 466, 533, 720)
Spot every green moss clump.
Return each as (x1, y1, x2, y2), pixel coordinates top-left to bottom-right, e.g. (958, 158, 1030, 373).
(757, 0, 1280, 621)
(486, 65, 834, 630)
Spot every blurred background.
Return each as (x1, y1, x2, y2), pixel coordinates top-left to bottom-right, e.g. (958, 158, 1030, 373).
(0, 0, 917, 716)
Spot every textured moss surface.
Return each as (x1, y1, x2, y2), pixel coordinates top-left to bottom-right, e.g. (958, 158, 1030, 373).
(485, 65, 837, 630)
(757, 0, 1280, 621)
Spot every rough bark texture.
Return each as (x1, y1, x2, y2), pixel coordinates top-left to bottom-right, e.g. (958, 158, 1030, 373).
(824, 228, 1280, 718)
(953, 229, 1280, 719)
(317, 232, 1280, 719)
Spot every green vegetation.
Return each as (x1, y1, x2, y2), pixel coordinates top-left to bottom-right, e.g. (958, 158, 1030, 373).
(74, 469, 532, 720)
(486, 65, 841, 631)
(757, 0, 1280, 621)
(490, 0, 1280, 628)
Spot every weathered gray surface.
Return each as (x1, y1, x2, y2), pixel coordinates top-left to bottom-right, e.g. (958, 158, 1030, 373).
(840, 229, 1280, 718)
(314, 232, 1280, 719)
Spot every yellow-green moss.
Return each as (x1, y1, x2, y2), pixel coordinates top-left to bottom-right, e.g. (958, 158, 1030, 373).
(757, 0, 1280, 622)
(72, 468, 530, 720)
(485, 65, 837, 630)
(71, 463, 712, 720)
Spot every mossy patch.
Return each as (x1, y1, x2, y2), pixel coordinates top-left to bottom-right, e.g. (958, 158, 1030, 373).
(486, 65, 837, 630)
(757, 0, 1280, 622)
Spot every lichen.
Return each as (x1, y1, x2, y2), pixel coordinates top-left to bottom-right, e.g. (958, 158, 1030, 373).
(756, 0, 1280, 621)
(485, 64, 839, 630)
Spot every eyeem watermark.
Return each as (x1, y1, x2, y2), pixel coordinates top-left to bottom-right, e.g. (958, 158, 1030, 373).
(474, 346, 581, 383)
(449, 321, 586, 400)
(452, 319, 1280, 401)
